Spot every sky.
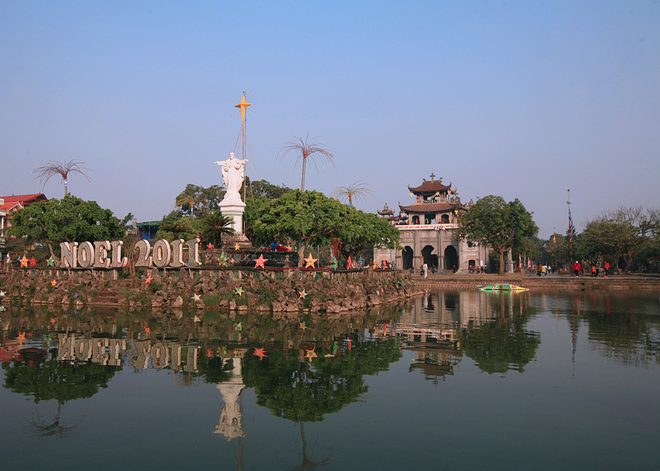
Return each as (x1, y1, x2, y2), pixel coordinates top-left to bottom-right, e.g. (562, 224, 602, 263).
(1, 0, 658, 238)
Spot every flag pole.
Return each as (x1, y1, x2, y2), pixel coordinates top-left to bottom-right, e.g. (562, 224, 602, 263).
(567, 189, 573, 263)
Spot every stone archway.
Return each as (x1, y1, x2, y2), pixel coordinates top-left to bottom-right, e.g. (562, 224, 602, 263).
(421, 245, 438, 271)
(444, 245, 458, 272)
(402, 246, 414, 270)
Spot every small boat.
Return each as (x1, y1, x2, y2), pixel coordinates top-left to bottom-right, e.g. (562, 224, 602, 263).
(478, 283, 528, 292)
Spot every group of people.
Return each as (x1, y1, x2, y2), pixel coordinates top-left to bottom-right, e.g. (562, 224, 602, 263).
(572, 260, 611, 277)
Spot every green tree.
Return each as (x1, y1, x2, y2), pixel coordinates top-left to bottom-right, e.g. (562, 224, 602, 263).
(174, 184, 225, 218)
(581, 206, 659, 273)
(457, 195, 538, 275)
(8, 195, 125, 257)
(249, 190, 398, 266)
(279, 135, 334, 191)
(201, 210, 234, 246)
(156, 211, 200, 241)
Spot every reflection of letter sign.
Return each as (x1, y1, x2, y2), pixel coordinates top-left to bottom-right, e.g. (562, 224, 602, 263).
(60, 238, 201, 269)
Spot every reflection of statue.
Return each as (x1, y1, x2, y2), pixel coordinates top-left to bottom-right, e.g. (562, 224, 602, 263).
(215, 358, 245, 441)
(215, 152, 248, 204)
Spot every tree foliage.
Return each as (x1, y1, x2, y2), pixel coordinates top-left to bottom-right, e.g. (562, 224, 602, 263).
(174, 184, 225, 218)
(200, 211, 234, 245)
(580, 206, 659, 273)
(8, 195, 125, 256)
(248, 190, 399, 265)
(457, 195, 538, 274)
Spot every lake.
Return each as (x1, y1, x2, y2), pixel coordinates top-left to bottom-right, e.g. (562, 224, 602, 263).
(1, 289, 659, 470)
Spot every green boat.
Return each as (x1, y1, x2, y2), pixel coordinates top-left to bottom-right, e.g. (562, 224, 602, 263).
(478, 283, 528, 292)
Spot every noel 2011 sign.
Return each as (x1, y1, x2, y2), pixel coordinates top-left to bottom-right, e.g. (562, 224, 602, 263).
(60, 238, 202, 269)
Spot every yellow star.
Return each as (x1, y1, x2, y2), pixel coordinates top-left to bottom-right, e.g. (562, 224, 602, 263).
(192, 294, 201, 302)
(299, 289, 307, 299)
(50, 280, 58, 287)
(234, 287, 244, 296)
(234, 243, 241, 251)
(304, 254, 317, 268)
(299, 321, 307, 330)
(20, 257, 29, 268)
(235, 95, 252, 127)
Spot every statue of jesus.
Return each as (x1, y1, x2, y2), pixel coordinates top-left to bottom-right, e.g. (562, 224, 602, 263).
(215, 152, 248, 203)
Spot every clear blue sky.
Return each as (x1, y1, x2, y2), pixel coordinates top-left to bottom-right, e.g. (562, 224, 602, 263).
(1, 0, 658, 238)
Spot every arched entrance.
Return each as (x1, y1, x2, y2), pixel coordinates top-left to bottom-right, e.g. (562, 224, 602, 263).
(402, 246, 414, 270)
(421, 245, 438, 271)
(444, 245, 458, 272)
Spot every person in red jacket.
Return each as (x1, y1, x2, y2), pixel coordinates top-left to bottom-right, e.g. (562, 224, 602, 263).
(573, 261, 581, 277)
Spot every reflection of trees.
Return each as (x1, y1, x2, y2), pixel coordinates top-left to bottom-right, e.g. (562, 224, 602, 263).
(459, 320, 540, 374)
(581, 312, 660, 367)
(243, 338, 401, 422)
(2, 348, 120, 436)
(243, 337, 401, 470)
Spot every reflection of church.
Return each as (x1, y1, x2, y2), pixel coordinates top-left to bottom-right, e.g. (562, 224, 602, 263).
(374, 174, 489, 273)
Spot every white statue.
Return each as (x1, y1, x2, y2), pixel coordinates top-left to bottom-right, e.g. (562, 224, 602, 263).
(215, 152, 248, 204)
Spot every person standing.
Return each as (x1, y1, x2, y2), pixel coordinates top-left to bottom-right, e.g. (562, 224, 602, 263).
(604, 261, 610, 277)
(573, 260, 581, 276)
(423, 262, 428, 279)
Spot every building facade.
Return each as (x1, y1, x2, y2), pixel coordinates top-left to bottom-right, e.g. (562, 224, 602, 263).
(374, 175, 488, 274)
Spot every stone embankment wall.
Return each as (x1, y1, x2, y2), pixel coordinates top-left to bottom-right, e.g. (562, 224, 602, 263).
(0, 268, 425, 315)
(412, 274, 660, 292)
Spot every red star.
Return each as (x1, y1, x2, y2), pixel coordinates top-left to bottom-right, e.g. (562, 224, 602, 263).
(207, 243, 214, 250)
(254, 254, 268, 269)
(254, 347, 267, 361)
(305, 347, 318, 362)
(144, 276, 153, 285)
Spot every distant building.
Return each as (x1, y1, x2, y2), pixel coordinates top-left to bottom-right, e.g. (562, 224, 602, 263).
(374, 174, 488, 274)
(0, 194, 48, 270)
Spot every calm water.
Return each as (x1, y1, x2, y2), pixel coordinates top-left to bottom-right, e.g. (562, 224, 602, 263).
(1, 290, 659, 470)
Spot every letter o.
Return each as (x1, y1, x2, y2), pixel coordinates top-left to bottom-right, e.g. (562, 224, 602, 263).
(78, 241, 94, 268)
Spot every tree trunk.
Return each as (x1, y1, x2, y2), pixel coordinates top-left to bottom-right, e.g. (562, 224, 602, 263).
(499, 250, 505, 275)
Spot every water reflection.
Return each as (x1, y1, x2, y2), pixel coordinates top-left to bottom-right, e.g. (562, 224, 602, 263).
(1, 291, 660, 469)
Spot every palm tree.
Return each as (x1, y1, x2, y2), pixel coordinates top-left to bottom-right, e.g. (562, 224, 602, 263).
(33, 159, 91, 196)
(332, 181, 373, 208)
(279, 135, 334, 191)
(202, 211, 234, 245)
(175, 192, 199, 217)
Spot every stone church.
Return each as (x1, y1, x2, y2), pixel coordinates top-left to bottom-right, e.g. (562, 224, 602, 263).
(374, 174, 489, 274)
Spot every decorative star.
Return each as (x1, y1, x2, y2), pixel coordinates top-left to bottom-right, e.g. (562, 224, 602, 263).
(253, 347, 267, 361)
(192, 294, 201, 302)
(299, 289, 307, 299)
(234, 322, 242, 331)
(305, 347, 317, 362)
(324, 354, 335, 358)
(299, 321, 307, 331)
(20, 257, 29, 268)
(234, 287, 244, 296)
(74, 293, 79, 299)
(235, 95, 252, 126)
(0, 305, 5, 312)
(50, 280, 58, 287)
(207, 243, 214, 250)
(254, 254, 268, 269)
(144, 277, 153, 285)
(29, 257, 37, 267)
(47, 256, 56, 267)
(144, 326, 151, 333)
(304, 254, 317, 268)
(217, 252, 229, 267)
(234, 243, 241, 251)
(18, 331, 26, 344)
(50, 317, 57, 325)
(193, 315, 201, 322)
(0, 290, 5, 297)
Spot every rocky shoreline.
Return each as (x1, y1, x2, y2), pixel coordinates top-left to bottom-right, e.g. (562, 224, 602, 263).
(0, 268, 426, 316)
